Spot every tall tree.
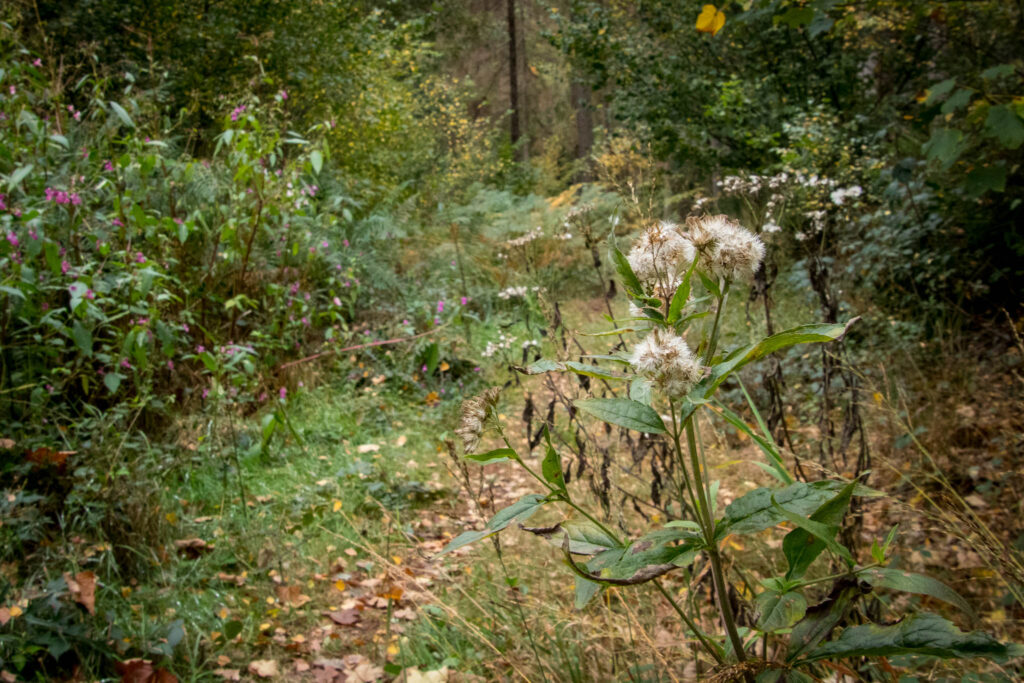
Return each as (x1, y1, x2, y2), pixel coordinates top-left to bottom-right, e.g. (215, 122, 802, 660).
(507, 0, 522, 158)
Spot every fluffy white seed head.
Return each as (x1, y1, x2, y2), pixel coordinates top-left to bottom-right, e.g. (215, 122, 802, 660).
(685, 214, 765, 282)
(455, 387, 501, 453)
(626, 221, 696, 285)
(630, 330, 703, 398)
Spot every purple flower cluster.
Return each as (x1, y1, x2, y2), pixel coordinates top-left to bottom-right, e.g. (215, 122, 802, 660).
(45, 187, 82, 205)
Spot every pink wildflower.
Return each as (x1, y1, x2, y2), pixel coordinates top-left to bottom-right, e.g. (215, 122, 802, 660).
(279, 387, 287, 400)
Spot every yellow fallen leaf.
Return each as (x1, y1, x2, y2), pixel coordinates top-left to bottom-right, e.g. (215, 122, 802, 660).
(333, 500, 343, 512)
(696, 4, 726, 36)
(439, 361, 450, 372)
(217, 607, 229, 619)
(387, 643, 400, 656)
(334, 580, 347, 592)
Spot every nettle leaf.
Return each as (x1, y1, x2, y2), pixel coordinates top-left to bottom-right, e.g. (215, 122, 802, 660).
(966, 164, 1007, 198)
(703, 320, 855, 395)
(984, 104, 1024, 150)
(310, 149, 324, 175)
(575, 398, 666, 434)
(782, 481, 856, 580)
(465, 448, 515, 464)
(528, 520, 619, 556)
(757, 590, 808, 632)
(725, 481, 879, 535)
(923, 77, 956, 105)
(70, 321, 93, 357)
(859, 567, 975, 618)
(923, 127, 964, 168)
(802, 612, 1012, 663)
(438, 494, 547, 556)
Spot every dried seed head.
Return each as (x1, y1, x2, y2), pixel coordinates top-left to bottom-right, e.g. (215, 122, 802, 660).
(685, 214, 764, 282)
(455, 387, 501, 453)
(630, 330, 703, 398)
(626, 221, 696, 284)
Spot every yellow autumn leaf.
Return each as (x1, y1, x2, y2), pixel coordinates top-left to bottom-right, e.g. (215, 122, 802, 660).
(332, 499, 343, 512)
(334, 580, 347, 592)
(696, 4, 726, 36)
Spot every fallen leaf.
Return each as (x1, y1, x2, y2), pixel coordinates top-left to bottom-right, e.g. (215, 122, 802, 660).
(115, 659, 178, 683)
(276, 584, 312, 607)
(324, 609, 360, 626)
(0, 438, 14, 450)
(217, 572, 247, 586)
(247, 660, 279, 678)
(212, 670, 240, 682)
(64, 570, 97, 615)
(394, 435, 407, 447)
(173, 538, 212, 559)
(401, 666, 449, 683)
(2, 671, 17, 683)
(357, 444, 379, 453)
(294, 660, 311, 673)
(0, 608, 10, 626)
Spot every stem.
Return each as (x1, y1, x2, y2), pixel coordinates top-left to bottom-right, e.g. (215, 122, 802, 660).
(654, 580, 725, 665)
(705, 280, 731, 364)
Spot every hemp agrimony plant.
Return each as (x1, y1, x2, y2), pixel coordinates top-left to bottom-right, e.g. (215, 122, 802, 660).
(442, 215, 1019, 681)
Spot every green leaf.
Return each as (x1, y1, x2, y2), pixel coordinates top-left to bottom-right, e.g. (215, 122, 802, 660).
(465, 448, 515, 464)
(108, 101, 135, 128)
(438, 493, 547, 555)
(924, 77, 956, 105)
(575, 398, 666, 434)
(922, 128, 963, 168)
(940, 88, 973, 115)
(757, 591, 808, 632)
(70, 321, 93, 357)
(984, 105, 1024, 150)
(104, 372, 124, 394)
(725, 481, 878, 535)
(667, 260, 697, 324)
(786, 577, 865, 660)
(518, 359, 564, 374)
(782, 481, 856, 580)
(802, 612, 1012, 663)
(588, 529, 698, 583)
(629, 378, 652, 405)
(711, 400, 793, 484)
(777, 7, 814, 29)
(772, 493, 854, 568)
(424, 342, 440, 375)
(310, 150, 323, 175)
(611, 244, 644, 295)
(981, 64, 1015, 80)
(859, 567, 975, 618)
(564, 361, 629, 380)
(7, 163, 33, 190)
(541, 428, 566, 493)
(702, 321, 854, 396)
(966, 165, 1007, 197)
(574, 576, 602, 609)
(222, 620, 244, 640)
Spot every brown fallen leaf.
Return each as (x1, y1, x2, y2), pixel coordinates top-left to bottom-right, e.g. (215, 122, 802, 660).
(0, 438, 15, 450)
(212, 670, 240, 681)
(216, 572, 247, 586)
(173, 538, 212, 559)
(324, 608, 361, 626)
(2, 670, 17, 683)
(115, 659, 179, 683)
(0, 608, 10, 627)
(294, 660, 311, 673)
(276, 584, 311, 607)
(247, 660, 279, 678)
(64, 570, 97, 615)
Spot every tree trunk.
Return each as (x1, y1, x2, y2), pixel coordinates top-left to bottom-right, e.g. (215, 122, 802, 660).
(571, 78, 593, 182)
(507, 0, 522, 157)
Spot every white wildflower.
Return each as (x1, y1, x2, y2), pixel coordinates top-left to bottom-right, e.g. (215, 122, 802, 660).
(685, 214, 765, 281)
(630, 330, 703, 398)
(762, 221, 782, 234)
(626, 221, 696, 284)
